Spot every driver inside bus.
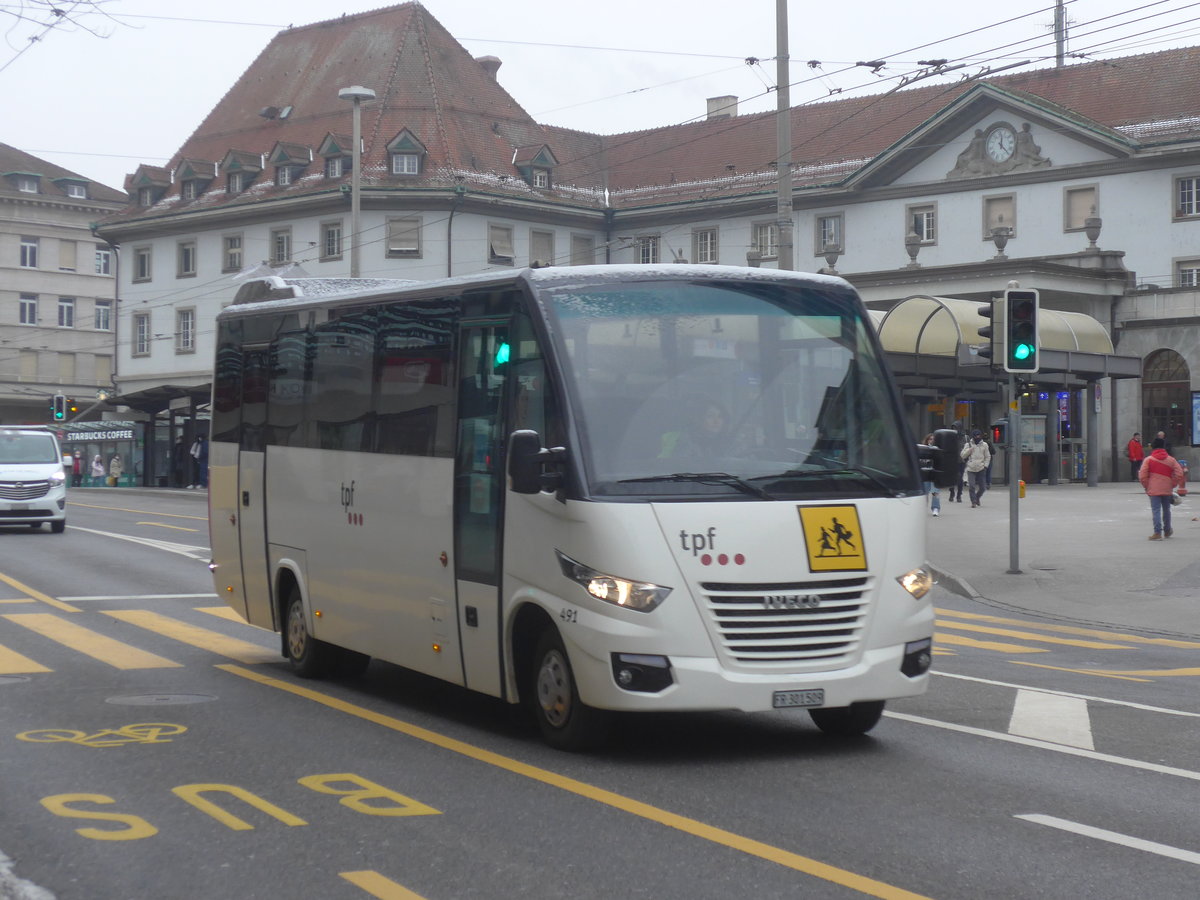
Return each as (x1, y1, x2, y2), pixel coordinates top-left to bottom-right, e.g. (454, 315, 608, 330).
(659, 400, 732, 462)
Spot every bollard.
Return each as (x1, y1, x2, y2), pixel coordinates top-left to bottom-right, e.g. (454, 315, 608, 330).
(1018, 479, 1026, 498)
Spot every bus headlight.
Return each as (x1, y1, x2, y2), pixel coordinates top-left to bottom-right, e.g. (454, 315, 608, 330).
(897, 566, 933, 599)
(556, 551, 672, 612)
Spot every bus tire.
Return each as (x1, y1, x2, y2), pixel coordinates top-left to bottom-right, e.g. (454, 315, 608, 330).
(809, 700, 885, 736)
(528, 628, 608, 752)
(284, 587, 336, 678)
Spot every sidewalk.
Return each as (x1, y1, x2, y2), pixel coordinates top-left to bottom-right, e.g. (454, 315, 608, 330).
(927, 479, 1200, 639)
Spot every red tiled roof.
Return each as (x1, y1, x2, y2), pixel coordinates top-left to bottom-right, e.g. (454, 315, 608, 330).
(0, 141, 126, 201)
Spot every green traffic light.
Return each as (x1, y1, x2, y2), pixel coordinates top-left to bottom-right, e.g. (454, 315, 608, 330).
(1012, 343, 1034, 361)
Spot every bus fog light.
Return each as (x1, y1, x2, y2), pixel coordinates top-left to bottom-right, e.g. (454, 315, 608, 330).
(897, 566, 933, 599)
(557, 551, 671, 612)
(902, 638, 933, 677)
(611, 653, 673, 693)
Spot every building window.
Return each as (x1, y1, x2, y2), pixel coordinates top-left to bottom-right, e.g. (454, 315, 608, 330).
(58, 240, 77, 272)
(391, 153, 419, 175)
(133, 246, 152, 282)
(65, 182, 87, 199)
(1175, 258, 1200, 287)
(19, 294, 37, 325)
(1064, 185, 1098, 231)
(177, 241, 197, 277)
(489, 224, 515, 265)
(386, 218, 421, 257)
(815, 214, 843, 254)
(276, 165, 299, 186)
(176, 308, 196, 352)
(133, 313, 151, 356)
(570, 234, 595, 266)
(57, 297, 75, 328)
(223, 234, 243, 272)
(181, 180, 200, 200)
(983, 195, 1016, 238)
(227, 172, 245, 194)
(1175, 176, 1200, 218)
(95, 247, 112, 275)
(321, 221, 343, 260)
(908, 204, 937, 244)
(532, 169, 550, 188)
(17, 175, 39, 193)
(752, 223, 778, 259)
(95, 299, 111, 331)
(692, 228, 718, 264)
(137, 186, 155, 207)
(271, 228, 292, 265)
(20, 237, 38, 268)
(530, 229, 554, 267)
(325, 156, 346, 178)
(635, 235, 660, 265)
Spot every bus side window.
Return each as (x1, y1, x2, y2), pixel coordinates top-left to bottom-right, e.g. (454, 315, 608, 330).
(510, 309, 563, 448)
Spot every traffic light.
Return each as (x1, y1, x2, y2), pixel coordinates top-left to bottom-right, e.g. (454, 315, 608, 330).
(976, 300, 996, 364)
(1003, 288, 1039, 373)
(67, 397, 78, 414)
(52, 394, 66, 421)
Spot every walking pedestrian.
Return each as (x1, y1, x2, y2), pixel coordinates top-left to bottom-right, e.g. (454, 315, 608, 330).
(948, 424, 966, 503)
(108, 453, 123, 487)
(70, 450, 83, 487)
(1125, 432, 1145, 482)
(922, 433, 942, 517)
(1139, 437, 1186, 539)
(90, 453, 105, 486)
(960, 429, 992, 508)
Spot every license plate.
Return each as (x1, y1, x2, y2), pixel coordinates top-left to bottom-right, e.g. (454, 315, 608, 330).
(10, 504, 29, 511)
(773, 689, 824, 709)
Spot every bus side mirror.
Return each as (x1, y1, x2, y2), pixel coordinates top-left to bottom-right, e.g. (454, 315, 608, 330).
(508, 430, 565, 495)
(931, 428, 960, 489)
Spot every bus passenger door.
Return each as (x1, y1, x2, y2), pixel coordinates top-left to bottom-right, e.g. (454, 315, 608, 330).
(236, 345, 272, 628)
(453, 322, 508, 698)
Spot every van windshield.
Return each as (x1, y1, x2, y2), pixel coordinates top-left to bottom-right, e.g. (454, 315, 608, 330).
(0, 432, 60, 465)
(540, 277, 918, 500)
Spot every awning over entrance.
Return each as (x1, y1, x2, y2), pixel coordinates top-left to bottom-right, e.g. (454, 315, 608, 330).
(108, 383, 212, 416)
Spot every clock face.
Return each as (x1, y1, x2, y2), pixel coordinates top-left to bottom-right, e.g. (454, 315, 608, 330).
(986, 127, 1016, 162)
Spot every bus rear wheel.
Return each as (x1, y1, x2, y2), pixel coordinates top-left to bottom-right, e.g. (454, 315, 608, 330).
(528, 628, 608, 752)
(808, 700, 885, 736)
(284, 588, 336, 678)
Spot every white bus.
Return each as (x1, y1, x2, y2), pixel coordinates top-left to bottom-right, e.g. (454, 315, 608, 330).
(209, 265, 950, 749)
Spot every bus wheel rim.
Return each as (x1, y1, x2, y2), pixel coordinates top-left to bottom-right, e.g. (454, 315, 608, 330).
(287, 604, 307, 660)
(536, 649, 571, 728)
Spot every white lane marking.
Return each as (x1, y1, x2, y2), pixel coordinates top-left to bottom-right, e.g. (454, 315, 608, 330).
(884, 711, 1200, 783)
(934, 670, 1200, 719)
(1015, 814, 1200, 866)
(59, 593, 219, 602)
(68, 525, 209, 560)
(1008, 688, 1094, 749)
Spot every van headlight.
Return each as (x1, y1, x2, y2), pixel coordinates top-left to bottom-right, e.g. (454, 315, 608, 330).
(49, 470, 66, 485)
(897, 566, 933, 599)
(556, 551, 672, 612)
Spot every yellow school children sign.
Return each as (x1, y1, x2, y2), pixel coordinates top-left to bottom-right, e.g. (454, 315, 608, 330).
(798, 505, 867, 572)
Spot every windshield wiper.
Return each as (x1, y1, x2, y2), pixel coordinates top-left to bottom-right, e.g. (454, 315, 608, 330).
(748, 465, 900, 494)
(617, 472, 773, 499)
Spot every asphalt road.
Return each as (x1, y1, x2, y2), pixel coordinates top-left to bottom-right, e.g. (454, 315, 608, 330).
(1, 489, 1199, 899)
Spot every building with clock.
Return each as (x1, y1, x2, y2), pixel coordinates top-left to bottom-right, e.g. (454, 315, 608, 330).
(94, 2, 1200, 485)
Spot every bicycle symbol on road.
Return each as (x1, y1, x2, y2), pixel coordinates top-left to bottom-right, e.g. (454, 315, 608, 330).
(16, 722, 187, 749)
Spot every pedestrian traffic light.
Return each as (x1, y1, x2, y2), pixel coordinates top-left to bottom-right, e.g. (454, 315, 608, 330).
(1003, 288, 1039, 373)
(52, 394, 66, 421)
(976, 300, 996, 364)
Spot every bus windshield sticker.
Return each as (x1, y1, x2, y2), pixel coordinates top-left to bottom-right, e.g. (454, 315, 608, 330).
(798, 505, 867, 572)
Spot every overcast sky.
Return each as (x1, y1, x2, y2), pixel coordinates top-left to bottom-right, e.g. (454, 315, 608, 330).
(2, 0, 1198, 190)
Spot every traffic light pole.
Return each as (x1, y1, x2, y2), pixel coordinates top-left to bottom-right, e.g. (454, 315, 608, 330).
(1007, 373, 1022, 574)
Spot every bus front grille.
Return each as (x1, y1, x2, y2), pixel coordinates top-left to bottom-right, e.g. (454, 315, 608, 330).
(700, 577, 870, 664)
(0, 480, 51, 501)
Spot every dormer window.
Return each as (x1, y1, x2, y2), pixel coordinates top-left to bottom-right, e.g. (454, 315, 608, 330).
(277, 166, 295, 186)
(325, 156, 347, 179)
(513, 144, 559, 191)
(532, 169, 549, 189)
(64, 183, 87, 199)
(138, 187, 155, 207)
(17, 175, 39, 193)
(228, 172, 246, 194)
(391, 153, 419, 175)
(181, 180, 202, 201)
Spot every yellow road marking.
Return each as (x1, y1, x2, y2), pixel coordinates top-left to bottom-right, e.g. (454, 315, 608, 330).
(220, 664, 933, 900)
(0, 599, 34, 605)
(3, 614, 180, 669)
(935, 620, 1131, 650)
(107, 610, 275, 664)
(0, 642, 51, 674)
(340, 871, 427, 899)
(68, 502, 206, 521)
(935, 632, 1048, 654)
(135, 521, 199, 532)
(0, 572, 79, 612)
(195, 605, 252, 625)
(935, 607, 1200, 649)
(1010, 662, 1155, 683)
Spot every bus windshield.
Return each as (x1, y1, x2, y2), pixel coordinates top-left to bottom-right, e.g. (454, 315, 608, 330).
(540, 277, 916, 500)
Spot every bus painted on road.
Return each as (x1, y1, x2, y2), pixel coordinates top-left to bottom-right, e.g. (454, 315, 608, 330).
(208, 265, 942, 749)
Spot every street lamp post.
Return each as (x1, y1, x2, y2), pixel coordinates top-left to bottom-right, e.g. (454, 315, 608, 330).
(338, 85, 376, 278)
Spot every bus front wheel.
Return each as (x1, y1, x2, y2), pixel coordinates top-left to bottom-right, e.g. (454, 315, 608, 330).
(528, 628, 609, 752)
(808, 700, 885, 736)
(284, 588, 336, 678)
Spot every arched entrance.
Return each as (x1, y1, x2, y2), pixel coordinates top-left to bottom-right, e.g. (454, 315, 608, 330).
(1142, 349, 1191, 449)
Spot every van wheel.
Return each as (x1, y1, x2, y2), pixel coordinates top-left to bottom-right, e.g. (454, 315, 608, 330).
(284, 587, 335, 678)
(809, 701, 885, 736)
(528, 628, 608, 751)
(51, 520, 65, 534)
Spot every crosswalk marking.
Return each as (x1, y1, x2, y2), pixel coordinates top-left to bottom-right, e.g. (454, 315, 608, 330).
(935, 619, 1131, 650)
(935, 632, 1048, 654)
(3, 613, 181, 669)
(0, 641, 52, 674)
(196, 605, 253, 625)
(935, 607, 1200, 649)
(105, 609, 276, 664)
(1008, 689, 1094, 749)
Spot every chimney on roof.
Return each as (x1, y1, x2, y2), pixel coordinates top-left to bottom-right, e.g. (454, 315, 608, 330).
(706, 95, 738, 120)
(477, 56, 502, 79)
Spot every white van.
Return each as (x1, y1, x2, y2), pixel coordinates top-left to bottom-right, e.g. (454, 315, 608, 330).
(0, 426, 67, 533)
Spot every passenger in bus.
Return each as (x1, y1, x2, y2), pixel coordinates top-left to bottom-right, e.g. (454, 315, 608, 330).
(660, 401, 732, 462)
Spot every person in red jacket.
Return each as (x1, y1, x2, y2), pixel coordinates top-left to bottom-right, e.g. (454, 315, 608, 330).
(1139, 437, 1187, 540)
(1126, 432, 1145, 482)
